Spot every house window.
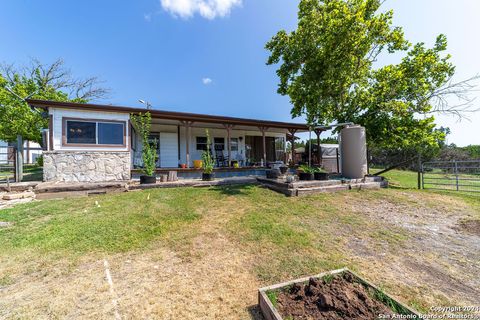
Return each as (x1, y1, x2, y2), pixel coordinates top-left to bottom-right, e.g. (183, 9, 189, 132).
(65, 119, 125, 146)
(214, 137, 225, 150)
(66, 121, 96, 144)
(98, 122, 124, 145)
(196, 137, 208, 151)
(230, 138, 239, 151)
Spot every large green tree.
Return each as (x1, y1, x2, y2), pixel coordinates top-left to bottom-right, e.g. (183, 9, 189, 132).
(0, 58, 109, 143)
(266, 0, 477, 152)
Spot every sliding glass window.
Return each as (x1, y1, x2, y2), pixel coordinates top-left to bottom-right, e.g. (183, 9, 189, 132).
(65, 119, 125, 146)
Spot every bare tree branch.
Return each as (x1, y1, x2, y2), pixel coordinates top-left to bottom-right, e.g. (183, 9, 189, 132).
(425, 74, 480, 119)
(1, 58, 110, 101)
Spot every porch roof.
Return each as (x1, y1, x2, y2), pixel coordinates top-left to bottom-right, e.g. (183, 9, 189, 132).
(27, 99, 310, 131)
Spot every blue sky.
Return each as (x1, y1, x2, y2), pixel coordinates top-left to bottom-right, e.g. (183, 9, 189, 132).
(1, 0, 478, 146)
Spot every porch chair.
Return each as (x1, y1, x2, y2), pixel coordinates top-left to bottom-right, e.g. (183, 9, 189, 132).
(215, 149, 229, 167)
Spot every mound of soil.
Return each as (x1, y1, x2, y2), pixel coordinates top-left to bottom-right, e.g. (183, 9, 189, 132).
(276, 273, 393, 319)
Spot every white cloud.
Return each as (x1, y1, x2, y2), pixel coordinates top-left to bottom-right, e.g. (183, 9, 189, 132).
(202, 77, 213, 85)
(144, 13, 152, 22)
(160, 0, 242, 20)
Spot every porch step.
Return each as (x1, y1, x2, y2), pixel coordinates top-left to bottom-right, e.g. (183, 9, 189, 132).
(0, 182, 39, 192)
(34, 181, 129, 194)
(257, 176, 387, 197)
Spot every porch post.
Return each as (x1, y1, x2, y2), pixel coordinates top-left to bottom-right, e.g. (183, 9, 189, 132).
(224, 124, 234, 167)
(181, 121, 194, 168)
(288, 129, 297, 166)
(258, 126, 268, 166)
(314, 128, 323, 166)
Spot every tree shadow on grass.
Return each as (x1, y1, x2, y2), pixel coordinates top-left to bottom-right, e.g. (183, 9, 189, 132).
(210, 184, 257, 196)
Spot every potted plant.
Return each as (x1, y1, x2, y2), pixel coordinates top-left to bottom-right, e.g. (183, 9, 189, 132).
(131, 112, 157, 184)
(266, 168, 280, 179)
(314, 167, 329, 180)
(298, 164, 315, 181)
(201, 130, 215, 181)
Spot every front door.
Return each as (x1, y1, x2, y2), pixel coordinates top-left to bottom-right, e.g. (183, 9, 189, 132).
(159, 132, 178, 168)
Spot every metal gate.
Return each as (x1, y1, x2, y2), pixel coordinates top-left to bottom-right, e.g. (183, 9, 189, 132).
(422, 160, 480, 193)
(0, 146, 16, 183)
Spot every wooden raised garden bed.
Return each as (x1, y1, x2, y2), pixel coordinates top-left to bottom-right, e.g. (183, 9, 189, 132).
(258, 268, 420, 320)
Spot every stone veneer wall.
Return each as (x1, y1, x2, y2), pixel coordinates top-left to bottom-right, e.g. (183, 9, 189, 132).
(43, 151, 131, 182)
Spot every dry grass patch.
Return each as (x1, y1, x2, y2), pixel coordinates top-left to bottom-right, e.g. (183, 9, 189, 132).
(0, 184, 479, 318)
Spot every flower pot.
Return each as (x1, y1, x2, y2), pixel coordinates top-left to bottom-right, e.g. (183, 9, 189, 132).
(193, 160, 203, 169)
(279, 166, 288, 174)
(180, 163, 187, 169)
(202, 173, 215, 181)
(140, 175, 156, 184)
(314, 172, 329, 180)
(298, 172, 314, 181)
(266, 169, 280, 179)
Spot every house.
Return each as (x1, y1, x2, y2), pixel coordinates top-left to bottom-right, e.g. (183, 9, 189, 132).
(0, 140, 7, 164)
(0, 140, 43, 165)
(26, 99, 311, 183)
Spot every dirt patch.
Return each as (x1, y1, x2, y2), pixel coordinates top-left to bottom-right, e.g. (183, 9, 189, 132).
(0, 221, 12, 228)
(276, 273, 393, 320)
(455, 219, 480, 236)
(345, 192, 480, 305)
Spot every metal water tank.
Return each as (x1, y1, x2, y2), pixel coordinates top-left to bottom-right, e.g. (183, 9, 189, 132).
(340, 125, 367, 179)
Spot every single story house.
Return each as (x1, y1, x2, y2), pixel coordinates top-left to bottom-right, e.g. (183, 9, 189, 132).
(26, 99, 312, 183)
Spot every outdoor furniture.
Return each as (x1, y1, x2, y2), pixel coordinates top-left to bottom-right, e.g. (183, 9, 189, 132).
(215, 149, 229, 167)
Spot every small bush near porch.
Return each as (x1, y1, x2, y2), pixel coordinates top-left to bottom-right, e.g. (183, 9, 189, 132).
(0, 182, 478, 319)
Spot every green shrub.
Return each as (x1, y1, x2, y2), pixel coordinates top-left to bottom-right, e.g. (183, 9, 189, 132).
(202, 130, 215, 174)
(131, 112, 156, 176)
(299, 164, 316, 174)
(36, 155, 44, 167)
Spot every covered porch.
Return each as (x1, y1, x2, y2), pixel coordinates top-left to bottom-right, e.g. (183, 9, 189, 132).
(130, 113, 310, 173)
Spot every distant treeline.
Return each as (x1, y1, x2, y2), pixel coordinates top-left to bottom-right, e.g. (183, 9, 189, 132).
(370, 144, 480, 170)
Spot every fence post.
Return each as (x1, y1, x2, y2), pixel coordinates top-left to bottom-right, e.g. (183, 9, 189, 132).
(417, 154, 422, 190)
(454, 160, 459, 191)
(15, 135, 24, 183)
(336, 148, 340, 174)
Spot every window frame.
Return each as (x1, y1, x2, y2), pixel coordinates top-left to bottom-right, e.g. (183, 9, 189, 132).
(230, 137, 239, 151)
(196, 136, 208, 151)
(214, 137, 225, 151)
(62, 117, 127, 148)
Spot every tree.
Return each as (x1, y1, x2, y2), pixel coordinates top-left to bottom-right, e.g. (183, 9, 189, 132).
(0, 58, 109, 143)
(266, 0, 478, 153)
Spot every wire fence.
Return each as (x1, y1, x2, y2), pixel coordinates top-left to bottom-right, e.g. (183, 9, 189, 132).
(0, 146, 15, 183)
(422, 160, 480, 193)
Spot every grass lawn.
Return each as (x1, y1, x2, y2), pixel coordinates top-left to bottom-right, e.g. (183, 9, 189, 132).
(370, 168, 420, 189)
(0, 164, 43, 182)
(0, 175, 479, 319)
